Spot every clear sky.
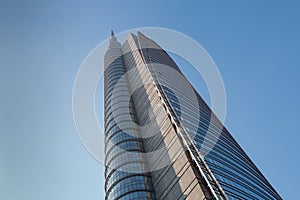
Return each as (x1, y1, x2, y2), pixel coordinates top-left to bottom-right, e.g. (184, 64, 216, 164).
(1, 1, 299, 199)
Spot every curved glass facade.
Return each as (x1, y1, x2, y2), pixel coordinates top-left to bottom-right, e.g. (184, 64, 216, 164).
(104, 31, 282, 200)
(104, 33, 155, 200)
(136, 32, 281, 200)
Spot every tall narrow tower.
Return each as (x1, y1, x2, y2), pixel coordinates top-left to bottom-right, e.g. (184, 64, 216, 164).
(104, 32, 156, 200)
(104, 32, 282, 200)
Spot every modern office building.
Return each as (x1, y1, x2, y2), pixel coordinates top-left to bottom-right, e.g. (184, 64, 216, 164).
(104, 31, 282, 200)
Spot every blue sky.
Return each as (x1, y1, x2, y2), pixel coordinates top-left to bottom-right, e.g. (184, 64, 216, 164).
(1, 1, 299, 199)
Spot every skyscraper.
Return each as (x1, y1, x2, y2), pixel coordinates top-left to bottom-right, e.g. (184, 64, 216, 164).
(104, 31, 282, 200)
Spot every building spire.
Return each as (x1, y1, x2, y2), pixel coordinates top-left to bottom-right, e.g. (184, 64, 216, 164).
(108, 30, 120, 48)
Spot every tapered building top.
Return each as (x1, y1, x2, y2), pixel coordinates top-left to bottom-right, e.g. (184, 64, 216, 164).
(108, 30, 120, 48)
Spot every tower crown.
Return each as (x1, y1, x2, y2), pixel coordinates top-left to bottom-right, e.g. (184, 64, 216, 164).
(108, 30, 120, 48)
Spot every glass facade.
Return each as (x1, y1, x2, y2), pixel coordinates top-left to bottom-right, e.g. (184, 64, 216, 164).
(104, 33, 155, 200)
(104, 31, 282, 200)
